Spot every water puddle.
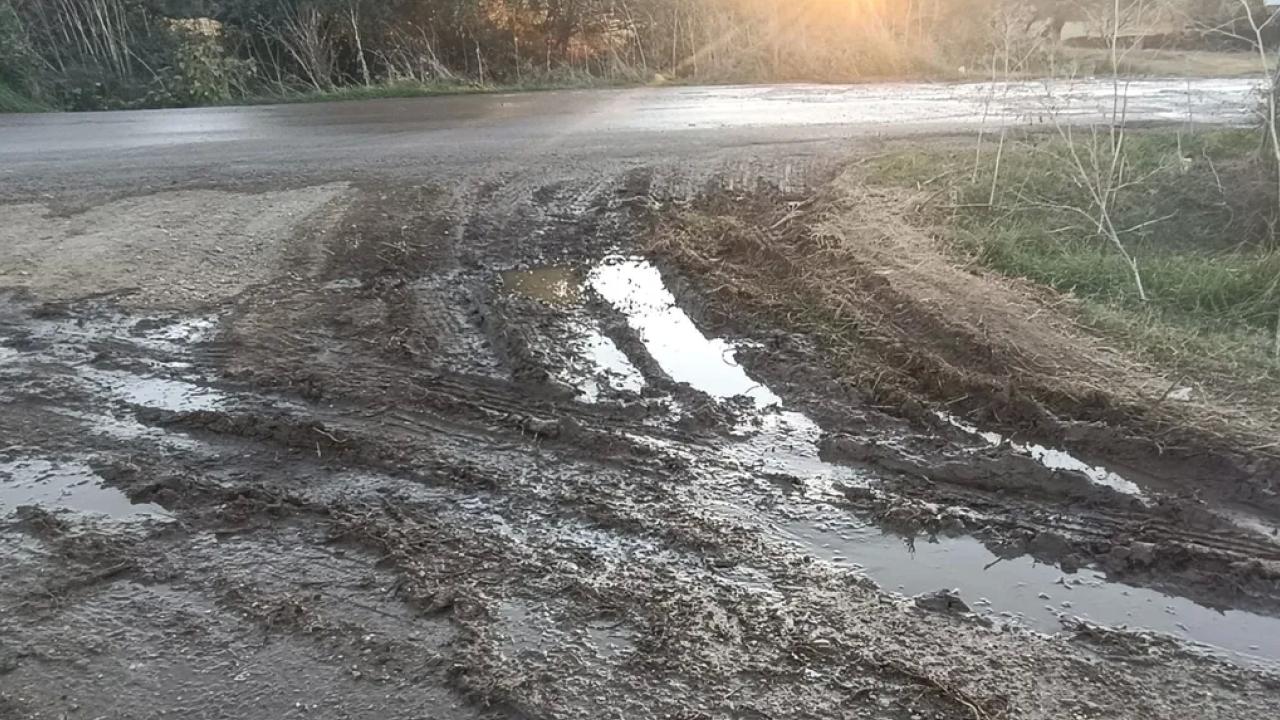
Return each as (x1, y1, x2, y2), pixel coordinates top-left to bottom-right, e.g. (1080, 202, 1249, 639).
(129, 315, 220, 355)
(588, 257, 779, 407)
(1024, 445, 1143, 496)
(503, 265, 647, 402)
(937, 413, 1143, 497)
(784, 519, 1280, 662)
(584, 257, 861, 497)
(503, 267, 582, 307)
(724, 411, 867, 500)
(557, 324, 647, 403)
(1217, 505, 1280, 544)
(79, 366, 226, 413)
(58, 409, 204, 452)
(495, 598, 634, 661)
(0, 458, 169, 520)
(584, 618, 636, 659)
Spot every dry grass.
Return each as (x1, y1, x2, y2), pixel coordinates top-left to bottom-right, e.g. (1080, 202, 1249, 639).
(1059, 47, 1265, 78)
(868, 131, 1280, 447)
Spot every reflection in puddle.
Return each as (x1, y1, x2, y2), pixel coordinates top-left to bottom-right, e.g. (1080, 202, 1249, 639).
(937, 413, 1143, 496)
(80, 367, 226, 413)
(562, 325, 646, 403)
(503, 267, 582, 307)
(784, 520, 1280, 662)
(58, 409, 203, 451)
(589, 257, 779, 406)
(0, 458, 168, 520)
(136, 316, 218, 347)
(587, 258, 862, 496)
(724, 411, 865, 499)
(580, 330, 645, 397)
(1024, 445, 1142, 496)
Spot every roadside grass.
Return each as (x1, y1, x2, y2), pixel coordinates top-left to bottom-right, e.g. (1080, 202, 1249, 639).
(1060, 48, 1264, 79)
(0, 80, 47, 112)
(237, 80, 488, 106)
(205, 73, 645, 108)
(865, 128, 1280, 403)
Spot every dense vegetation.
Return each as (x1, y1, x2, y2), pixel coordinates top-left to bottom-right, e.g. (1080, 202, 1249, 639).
(0, 0, 1260, 112)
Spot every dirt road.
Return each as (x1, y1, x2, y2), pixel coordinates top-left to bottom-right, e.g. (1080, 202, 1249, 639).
(3, 79, 1280, 720)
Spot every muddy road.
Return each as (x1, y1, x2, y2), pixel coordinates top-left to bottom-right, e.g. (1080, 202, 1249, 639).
(4, 79, 1280, 719)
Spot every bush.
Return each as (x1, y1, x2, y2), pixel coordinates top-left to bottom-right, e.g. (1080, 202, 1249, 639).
(0, 1, 38, 98)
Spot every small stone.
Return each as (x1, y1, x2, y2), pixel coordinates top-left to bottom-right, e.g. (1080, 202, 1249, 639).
(913, 588, 970, 615)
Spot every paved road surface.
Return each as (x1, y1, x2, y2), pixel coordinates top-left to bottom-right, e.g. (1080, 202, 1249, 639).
(0, 78, 1260, 200)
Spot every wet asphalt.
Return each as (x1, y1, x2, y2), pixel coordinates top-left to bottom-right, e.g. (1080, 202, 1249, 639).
(0, 78, 1260, 200)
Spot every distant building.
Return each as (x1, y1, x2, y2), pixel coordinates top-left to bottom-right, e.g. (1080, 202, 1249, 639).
(1058, 1, 1190, 47)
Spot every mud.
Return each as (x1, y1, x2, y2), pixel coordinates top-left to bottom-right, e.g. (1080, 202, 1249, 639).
(4, 163, 1280, 719)
(0, 185, 350, 309)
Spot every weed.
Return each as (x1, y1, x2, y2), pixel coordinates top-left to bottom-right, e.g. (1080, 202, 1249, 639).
(0, 78, 46, 112)
(863, 128, 1280, 421)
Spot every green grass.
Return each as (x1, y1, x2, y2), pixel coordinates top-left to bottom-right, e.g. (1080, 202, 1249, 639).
(227, 74, 641, 108)
(0, 79, 48, 112)
(238, 80, 488, 106)
(866, 127, 1280, 386)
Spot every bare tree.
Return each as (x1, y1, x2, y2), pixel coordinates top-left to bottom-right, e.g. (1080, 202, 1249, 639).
(348, 1, 371, 87)
(277, 2, 336, 91)
(1191, 0, 1280, 355)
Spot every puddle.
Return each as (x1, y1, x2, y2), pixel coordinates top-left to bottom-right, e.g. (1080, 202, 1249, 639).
(938, 413, 1143, 497)
(79, 367, 226, 413)
(584, 618, 636, 659)
(58, 409, 204, 452)
(574, 329, 646, 401)
(784, 520, 1280, 662)
(583, 257, 864, 497)
(133, 316, 218, 350)
(1217, 505, 1280, 543)
(0, 458, 169, 520)
(26, 312, 218, 359)
(503, 267, 582, 307)
(589, 257, 779, 407)
(723, 411, 867, 500)
(554, 323, 647, 403)
(1023, 445, 1143, 496)
(495, 598, 634, 661)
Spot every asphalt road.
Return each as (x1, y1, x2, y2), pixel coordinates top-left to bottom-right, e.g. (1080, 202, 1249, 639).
(0, 78, 1260, 201)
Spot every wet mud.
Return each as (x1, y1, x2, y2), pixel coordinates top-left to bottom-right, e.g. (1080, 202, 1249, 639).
(3, 169, 1280, 719)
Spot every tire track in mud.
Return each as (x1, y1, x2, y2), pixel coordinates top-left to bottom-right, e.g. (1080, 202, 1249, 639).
(4, 169, 1280, 719)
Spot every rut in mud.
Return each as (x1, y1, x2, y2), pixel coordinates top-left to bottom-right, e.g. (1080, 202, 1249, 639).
(3, 165, 1280, 720)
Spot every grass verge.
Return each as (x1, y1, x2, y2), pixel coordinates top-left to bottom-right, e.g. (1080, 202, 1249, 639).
(865, 129, 1280, 417)
(186, 74, 641, 108)
(0, 80, 48, 112)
